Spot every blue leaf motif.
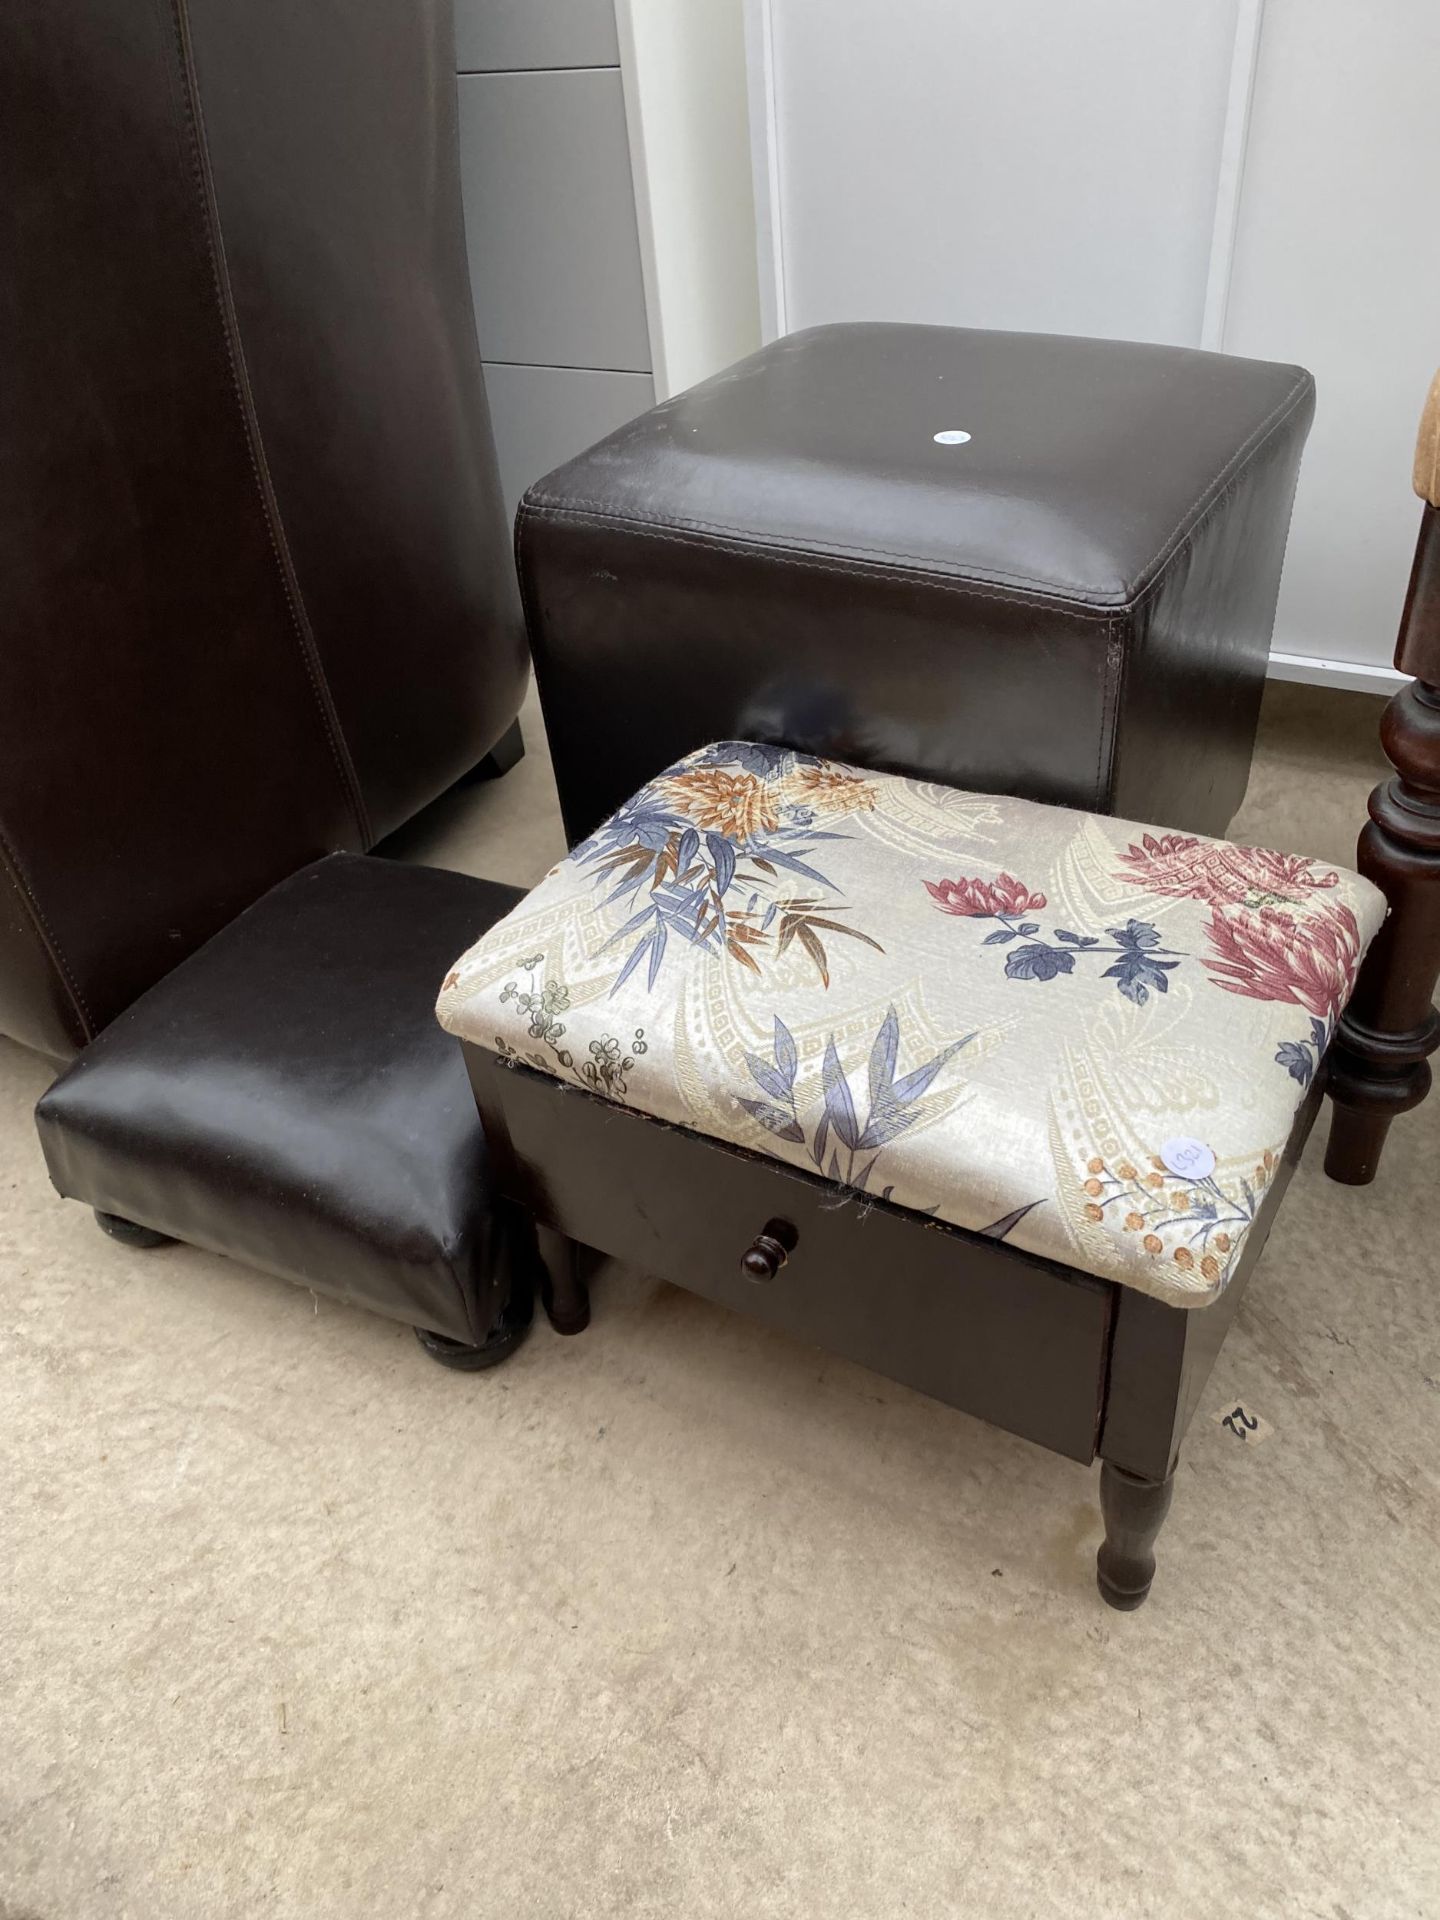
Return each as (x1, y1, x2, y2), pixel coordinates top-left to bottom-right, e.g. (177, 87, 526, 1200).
(1108, 920, 1162, 950)
(725, 742, 795, 777)
(706, 833, 737, 894)
(979, 1198, 1045, 1241)
(755, 846, 832, 887)
(1309, 1015, 1330, 1053)
(773, 1016, 799, 1087)
(1104, 954, 1174, 1004)
(889, 1032, 975, 1106)
(984, 928, 1018, 945)
(646, 921, 668, 989)
(676, 827, 700, 873)
(611, 927, 658, 995)
(1276, 1039, 1315, 1086)
(745, 1051, 793, 1103)
(736, 1096, 805, 1143)
(857, 1107, 924, 1151)
(867, 1005, 900, 1111)
(821, 1038, 861, 1151)
(1004, 944, 1076, 983)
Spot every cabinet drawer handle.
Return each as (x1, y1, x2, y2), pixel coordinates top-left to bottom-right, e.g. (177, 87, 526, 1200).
(741, 1219, 797, 1283)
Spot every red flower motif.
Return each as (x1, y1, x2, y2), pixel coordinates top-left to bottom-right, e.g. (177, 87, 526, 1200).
(1203, 901, 1362, 1021)
(925, 873, 1047, 917)
(1117, 832, 1340, 909)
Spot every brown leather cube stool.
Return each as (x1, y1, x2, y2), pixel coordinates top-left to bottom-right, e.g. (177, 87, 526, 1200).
(35, 855, 537, 1369)
(517, 322, 1314, 846)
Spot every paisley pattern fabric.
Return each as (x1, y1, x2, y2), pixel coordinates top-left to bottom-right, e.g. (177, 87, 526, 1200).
(436, 744, 1386, 1309)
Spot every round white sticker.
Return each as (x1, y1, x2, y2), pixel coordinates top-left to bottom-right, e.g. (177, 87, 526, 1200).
(933, 429, 972, 445)
(1160, 1136, 1216, 1180)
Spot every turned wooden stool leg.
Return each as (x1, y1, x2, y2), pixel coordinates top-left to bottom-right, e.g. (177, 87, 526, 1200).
(1326, 497, 1440, 1185)
(537, 1226, 592, 1335)
(1096, 1463, 1175, 1612)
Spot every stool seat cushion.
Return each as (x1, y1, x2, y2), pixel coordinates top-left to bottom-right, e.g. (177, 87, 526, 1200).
(437, 745, 1384, 1308)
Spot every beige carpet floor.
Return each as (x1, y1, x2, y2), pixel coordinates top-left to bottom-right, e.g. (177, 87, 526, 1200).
(3, 682, 1437, 1920)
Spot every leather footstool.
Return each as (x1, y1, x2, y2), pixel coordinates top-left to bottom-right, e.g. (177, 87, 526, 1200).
(35, 854, 537, 1368)
(517, 322, 1315, 845)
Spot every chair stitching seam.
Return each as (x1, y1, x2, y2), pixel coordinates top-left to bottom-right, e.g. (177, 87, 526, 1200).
(514, 510, 1118, 622)
(168, 0, 372, 849)
(0, 816, 94, 1041)
(522, 371, 1312, 608)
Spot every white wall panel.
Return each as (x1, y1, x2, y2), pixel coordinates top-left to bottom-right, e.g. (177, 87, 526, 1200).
(747, 0, 1437, 684)
(1221, 0, 1440, 677)
(757, 0, 1241, 347)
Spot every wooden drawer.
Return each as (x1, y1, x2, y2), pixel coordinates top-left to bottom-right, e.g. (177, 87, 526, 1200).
(473, 1056, 1114, 1463)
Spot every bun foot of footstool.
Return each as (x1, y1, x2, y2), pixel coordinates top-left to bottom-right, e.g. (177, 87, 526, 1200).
(414, 1300, 532, 1372)
(1096, 1462, 1176, 1611)
(94, 1210, 175, 1250)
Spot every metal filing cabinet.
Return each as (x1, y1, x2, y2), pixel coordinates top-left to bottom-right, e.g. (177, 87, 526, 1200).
(454, 0, 656, 521)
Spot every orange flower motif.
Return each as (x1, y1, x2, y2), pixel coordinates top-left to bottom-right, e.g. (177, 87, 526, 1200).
(925, 873, 1048, 917)
(1116, 1162, 1138, 1182)
(1083, 1178, 1103, 1196)
(1124, 1212, 1146, 1232)
(660, 769, 779, 842)
(1214, 1232, 1232, 1252)
(1084, 1203, 1104, 1223)
(1201, 1255, 1221, 1282)
(1173, 1247, 1195, 1269)
(1143, 1234, 1164, 1254)
(786, 764, 878, 816)
(1087, 1156, 1106, 1174)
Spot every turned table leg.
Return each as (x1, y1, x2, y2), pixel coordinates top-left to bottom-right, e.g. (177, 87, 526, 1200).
(1326, 501, 1440, 1185)
(1096, 1463, 1175, 1612)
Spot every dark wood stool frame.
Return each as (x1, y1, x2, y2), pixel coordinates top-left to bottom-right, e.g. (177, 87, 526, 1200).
(471, 1045, 1320, 1611)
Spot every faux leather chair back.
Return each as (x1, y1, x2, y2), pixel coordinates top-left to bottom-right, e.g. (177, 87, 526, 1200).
(1, 0, 525, 1059)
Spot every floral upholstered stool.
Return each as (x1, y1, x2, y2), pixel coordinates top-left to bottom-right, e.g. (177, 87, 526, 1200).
(436, 744, 1387, 1608)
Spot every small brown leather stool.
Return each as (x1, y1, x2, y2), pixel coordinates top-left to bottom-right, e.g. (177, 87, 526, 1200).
(35, 856, 539, 1369)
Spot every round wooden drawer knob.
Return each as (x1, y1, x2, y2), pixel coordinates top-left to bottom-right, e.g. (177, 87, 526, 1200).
(740, 1219, 797, 1283)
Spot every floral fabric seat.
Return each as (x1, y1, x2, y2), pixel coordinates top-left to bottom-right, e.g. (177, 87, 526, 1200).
(436, 745, 1386, 1310)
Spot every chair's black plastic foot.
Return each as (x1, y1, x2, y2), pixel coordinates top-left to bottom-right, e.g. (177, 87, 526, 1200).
(94, 1210, 175, 1250)
(471, 719, 525, 782)
(414, 1296, 532, 1372)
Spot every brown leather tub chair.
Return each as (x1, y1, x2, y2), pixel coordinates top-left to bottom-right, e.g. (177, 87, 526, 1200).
(6, 0, 537, 1364)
